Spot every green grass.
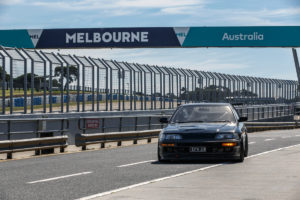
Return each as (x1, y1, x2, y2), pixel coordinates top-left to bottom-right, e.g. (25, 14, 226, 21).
(0, 89, 95, 98)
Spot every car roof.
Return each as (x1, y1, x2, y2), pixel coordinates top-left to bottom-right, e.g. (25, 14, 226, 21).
(179, 103, 231, 107)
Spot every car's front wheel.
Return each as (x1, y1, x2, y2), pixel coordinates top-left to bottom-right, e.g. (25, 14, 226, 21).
(236, 142, 245, 163)
(157, 147, 167, 163)
(244, 135, 248, 157)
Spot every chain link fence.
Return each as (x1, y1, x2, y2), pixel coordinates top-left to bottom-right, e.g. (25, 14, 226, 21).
(0, 46, 299, 114)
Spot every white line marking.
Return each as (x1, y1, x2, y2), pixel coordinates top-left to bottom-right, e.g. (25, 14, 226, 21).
(249, 142, 256, 145)
(76, 143, 300, 200)
(246, 144, 300, 159)
(265, 138, 275, 141)
(117, 160, 156, 168)
(281, 136, 291, 139)
(27, 171, 93, 184)
(76, 164, 223, 200)
(296, 135, 300, 137)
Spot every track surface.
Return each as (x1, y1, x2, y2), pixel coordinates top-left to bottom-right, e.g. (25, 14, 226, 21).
(0, 129, 300, 200)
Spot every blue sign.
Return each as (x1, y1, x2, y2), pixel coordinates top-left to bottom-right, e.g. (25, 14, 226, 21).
(183, 26, 300, 47)
(0, 26, 299, 48)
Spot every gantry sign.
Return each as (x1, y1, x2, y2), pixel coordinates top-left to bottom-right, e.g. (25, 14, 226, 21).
(0, 26, 300, 48)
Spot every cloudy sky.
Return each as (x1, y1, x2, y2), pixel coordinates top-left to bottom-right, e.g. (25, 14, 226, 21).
(0, 0, 300, 80)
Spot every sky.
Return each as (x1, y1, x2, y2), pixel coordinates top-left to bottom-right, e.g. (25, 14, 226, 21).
(0, 0, 300, 80)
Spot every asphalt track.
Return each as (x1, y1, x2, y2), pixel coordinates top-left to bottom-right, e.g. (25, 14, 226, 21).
(0, 129, 300, 200)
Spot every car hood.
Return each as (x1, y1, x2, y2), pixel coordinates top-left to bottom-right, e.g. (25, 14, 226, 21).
(163, 122, 237, 134)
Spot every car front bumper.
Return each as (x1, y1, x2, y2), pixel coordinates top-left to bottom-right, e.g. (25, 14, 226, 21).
(158, 139, 241, 161)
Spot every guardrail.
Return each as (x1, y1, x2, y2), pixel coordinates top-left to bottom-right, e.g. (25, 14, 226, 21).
(76, 129, 161, 150)
(245, 122, 300, 132)
(0, 118, 69, 159)
(75, 122, 300, 149)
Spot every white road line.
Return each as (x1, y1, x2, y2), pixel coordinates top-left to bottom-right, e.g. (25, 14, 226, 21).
(246, 144, 300, 159)
(76, 164, 223, 200)
(281, 136, 291, 139)
(296, 135, 300, 137)
(265, 138, 275, 141)
(117, 160, 156, 168)
(76, 143, 300, 200)
(27, 171, 93, 184)
(249, 142, 256, 145)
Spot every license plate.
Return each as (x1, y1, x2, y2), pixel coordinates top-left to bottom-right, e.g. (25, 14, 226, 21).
(189, 146, 206, 152)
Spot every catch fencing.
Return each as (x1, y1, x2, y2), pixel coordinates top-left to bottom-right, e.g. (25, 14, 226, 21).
(0, 46, 299, 114)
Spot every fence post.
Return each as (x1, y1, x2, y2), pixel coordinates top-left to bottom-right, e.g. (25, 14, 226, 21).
(7, 120, 12, 159)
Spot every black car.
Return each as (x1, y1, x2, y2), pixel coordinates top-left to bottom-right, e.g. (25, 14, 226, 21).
(158, 103, 248, 162)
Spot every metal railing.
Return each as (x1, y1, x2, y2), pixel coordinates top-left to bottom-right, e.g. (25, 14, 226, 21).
(0, 46, 299, 114)
(0, 118, 69, 159)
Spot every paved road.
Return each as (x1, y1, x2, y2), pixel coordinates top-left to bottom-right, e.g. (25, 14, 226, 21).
(97, 142, 300, 200)
(0, 129, 300, 200)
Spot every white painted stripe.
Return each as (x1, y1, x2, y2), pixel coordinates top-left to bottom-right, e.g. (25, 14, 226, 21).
(281, 136, 291, 139)
(249, 142, 256, 145)
(27, 171, 92, 184)
(117, 160, 156, 168)
(76, 164, 223, 200)
(246, 144, 300, 159)
(265, 138, 275, 141)
(76, 143, 300, 200)
(295, 135, 300, 137)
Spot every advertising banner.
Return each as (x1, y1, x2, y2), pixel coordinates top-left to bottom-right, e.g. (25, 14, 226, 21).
(0, 26, 299, 48)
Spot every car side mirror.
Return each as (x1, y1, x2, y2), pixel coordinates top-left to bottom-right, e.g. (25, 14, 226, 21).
(238, 117, 248, 122)
(159, 117, 169, 123)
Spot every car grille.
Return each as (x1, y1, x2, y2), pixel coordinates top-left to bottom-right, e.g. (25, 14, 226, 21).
(181, 133, 216, 140)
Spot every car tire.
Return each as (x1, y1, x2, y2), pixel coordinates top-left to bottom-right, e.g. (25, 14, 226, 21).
(236, 142, 245, 163)
(158, 148, 167, 163)
(244, 135, 249, 157)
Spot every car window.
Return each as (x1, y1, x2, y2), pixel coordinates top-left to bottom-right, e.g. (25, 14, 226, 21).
(171, 105, 235, 123)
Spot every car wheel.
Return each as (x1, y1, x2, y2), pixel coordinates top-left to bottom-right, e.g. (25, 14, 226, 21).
(244, 135, 249, 157)
(158, 148, 167, 163)
(236, 143, 245, 163)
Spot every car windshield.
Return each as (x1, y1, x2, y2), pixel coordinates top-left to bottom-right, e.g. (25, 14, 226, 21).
(171, 105, 235, 123)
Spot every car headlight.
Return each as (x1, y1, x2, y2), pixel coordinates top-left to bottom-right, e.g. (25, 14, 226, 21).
(164, 134, 182, 140)
(215, 133, 236, 140)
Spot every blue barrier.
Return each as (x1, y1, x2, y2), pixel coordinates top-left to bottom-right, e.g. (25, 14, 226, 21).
(126, 96, 129, 101)
(49, 96, 57, 104)
(87, 95, 92, 101)
(63, 95, 68, 103)
(77, 94, 83, 102)
(113, 94, 117, 100)
(97, 95, 102, 101)
(14, 98, 24, 107)
(33, 97, 42, 105)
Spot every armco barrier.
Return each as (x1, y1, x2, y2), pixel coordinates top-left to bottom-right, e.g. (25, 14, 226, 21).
(245, 122, 300, 132)
(75, 129, 161, 150)
(0, 136, 68, 153)
(0, 118, 69, 159)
